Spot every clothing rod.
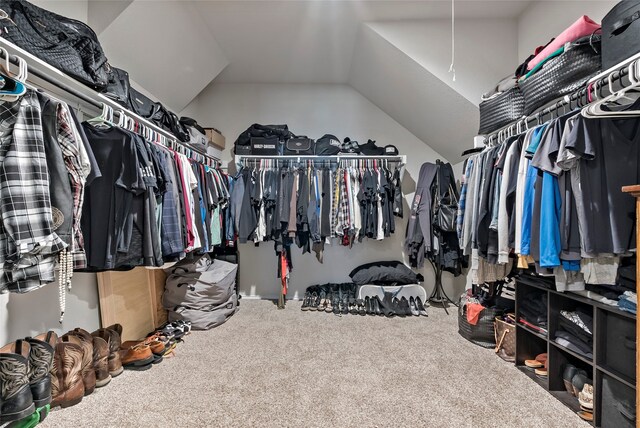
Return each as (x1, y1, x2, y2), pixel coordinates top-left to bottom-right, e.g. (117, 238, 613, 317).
(237, 155, 406, 162)
(0, 39, 220, 165)
(482, 59, 633, 144)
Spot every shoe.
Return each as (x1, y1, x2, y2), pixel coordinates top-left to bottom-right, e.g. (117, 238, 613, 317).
(51, 340, 85, 409)
(562, 364, 578, 395)
(375, 297, 384, 316)
(416, 297, 428, 317)
(364, 297, 371, 314)
(301, 292, 311, 311)
(60, 334, 95, 396)
(409, 297, 420, 316)
(572, 373, 590, 397)
(534, 367, 548, 377)
(92, 327, 123, 378)
(392, 298, 405, 317)
(67, 329, 100, 393)
(578, 384, 593, 410)
(400, 297, 412, 316)
(524, 353, 547, 369)
(577, 410, 593, 422)
(355, 299, 366, 316)
(90, 334, 111, 388)
(349, 297, 358, 315)
(325, 294, 333, 313)
(0, 340, 35, 423)
(341, 295, 349, 315)
(309, 292, 319, 311)
(119, 344, 154, 371)
(25, 332, 57, 408)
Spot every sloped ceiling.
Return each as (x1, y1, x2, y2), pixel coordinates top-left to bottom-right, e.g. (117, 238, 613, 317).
(77, 0, 532, 160)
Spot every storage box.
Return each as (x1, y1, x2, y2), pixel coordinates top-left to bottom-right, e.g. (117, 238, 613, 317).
(204, 127, 225, 151)
(250, 136, 279, 155)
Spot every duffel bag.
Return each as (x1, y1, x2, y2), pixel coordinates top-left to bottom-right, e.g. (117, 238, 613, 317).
(283, 136, 315, 155)
(168, 294, 238, 330)
(103, 67, 131, 108)
(0, 0, 110, 89)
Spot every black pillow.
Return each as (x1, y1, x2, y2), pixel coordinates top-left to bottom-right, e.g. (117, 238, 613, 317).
(349, 261, 423, 285)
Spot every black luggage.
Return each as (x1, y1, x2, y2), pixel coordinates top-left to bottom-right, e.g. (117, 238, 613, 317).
(602, 1, 640, 70)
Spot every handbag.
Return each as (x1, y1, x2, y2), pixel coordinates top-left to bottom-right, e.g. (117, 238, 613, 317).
(494, 314, 516, 362)
(433, 166, 458, 233)
(0, 0, 110, 89)
(284, 136, 315, 155)
(602, 1, 640, 70)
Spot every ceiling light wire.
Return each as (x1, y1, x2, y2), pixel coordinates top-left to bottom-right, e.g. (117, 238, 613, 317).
(448, 0, 456, 82)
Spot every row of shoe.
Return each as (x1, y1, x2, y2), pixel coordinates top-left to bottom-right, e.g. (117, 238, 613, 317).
(563, 364, 593, 422)
(302, 287, 428, 317)
(0, 320, 191, 427)
(524, 353, 548, 378)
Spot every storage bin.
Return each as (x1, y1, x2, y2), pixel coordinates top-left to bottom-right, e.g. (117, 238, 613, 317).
(601, 375, 635, 428)
(601, 311, 636, 382)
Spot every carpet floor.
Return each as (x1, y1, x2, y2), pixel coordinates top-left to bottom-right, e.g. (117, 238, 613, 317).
(41, 300, 590, 428)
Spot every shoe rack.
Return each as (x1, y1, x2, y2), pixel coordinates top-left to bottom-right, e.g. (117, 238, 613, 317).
(515, 274, 636, 428)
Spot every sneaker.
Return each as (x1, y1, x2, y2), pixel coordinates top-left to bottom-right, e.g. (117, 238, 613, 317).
(578, 384, 593, 410)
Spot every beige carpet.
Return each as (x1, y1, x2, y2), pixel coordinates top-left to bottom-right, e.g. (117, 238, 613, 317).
(41, 300, 590, 428)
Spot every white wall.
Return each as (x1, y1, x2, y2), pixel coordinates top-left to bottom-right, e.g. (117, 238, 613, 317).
(517, 0, 618, 61)
(30, 0, 88, 22)
(181, 82, 468, 300)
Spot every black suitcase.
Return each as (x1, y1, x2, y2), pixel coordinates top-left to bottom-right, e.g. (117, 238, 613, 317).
(103, 67, 131, 109)
(602, 1, 640, 70)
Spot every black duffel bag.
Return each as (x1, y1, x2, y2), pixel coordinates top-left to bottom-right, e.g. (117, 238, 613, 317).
(0, 0, 110, 89)
(104, 67, 131, 108)
(520, 34, 601, 115)
(458, 293, 503, 349)
(602, 1, 640, 70)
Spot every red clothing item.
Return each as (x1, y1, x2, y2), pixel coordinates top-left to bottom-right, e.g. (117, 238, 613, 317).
(466, 303, 485, 325)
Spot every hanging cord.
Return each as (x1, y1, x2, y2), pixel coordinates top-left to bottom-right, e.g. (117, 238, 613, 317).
(448, 0, 456, 82)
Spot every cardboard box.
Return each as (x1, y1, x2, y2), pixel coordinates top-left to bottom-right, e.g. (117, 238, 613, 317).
(204, 127, 225, 151)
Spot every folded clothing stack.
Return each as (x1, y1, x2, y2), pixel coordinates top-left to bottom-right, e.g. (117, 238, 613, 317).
(555, 309, 593, 359)
(518, 292, 548, 335)
(618, 292, 637, 314)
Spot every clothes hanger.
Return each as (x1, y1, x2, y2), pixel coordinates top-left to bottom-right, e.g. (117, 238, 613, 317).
(87, 103, 114, 127)
(0, 49, 26, 101)
(583, 60, 640, 118)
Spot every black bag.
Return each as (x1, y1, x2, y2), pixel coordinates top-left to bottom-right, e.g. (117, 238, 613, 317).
(478, 86, 525, 134)
(458, 293, 503, 348)
(0, 0, 110, 89)
(432, 168, 458, 233)
(284, 136, 315, 155)
(155, 108, 190, 143)
(234, 124, 294, 147)
(251, 136, 279, 155)
(128, 87, 161, 119)
(180, 117, 206, 135)
(602, 1, 640, 70)
(103, 67, 131, 108)
(314, 134, 341, 156)
(520, 35, 601, 115)
(358, 139, 385, 156)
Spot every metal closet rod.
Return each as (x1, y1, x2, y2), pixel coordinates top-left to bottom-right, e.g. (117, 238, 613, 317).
(0, 43, 220, 166)
(237, 155, 406, 161)
(483, 64, 632, 144)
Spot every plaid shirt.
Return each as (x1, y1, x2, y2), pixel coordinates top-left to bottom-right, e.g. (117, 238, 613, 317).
(57, 104, 88, 270)
(0, 91, 66, 293)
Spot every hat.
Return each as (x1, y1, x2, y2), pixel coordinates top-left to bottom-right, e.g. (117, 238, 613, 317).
(384, 145, 399, 155)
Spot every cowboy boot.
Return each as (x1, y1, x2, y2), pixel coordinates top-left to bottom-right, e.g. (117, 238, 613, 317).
(67, 328, 102, 395)
(25, 331, 57, 409)
(92, 325, 123, 378)
(0, 340, 35, 423)
(71, 328, 110, 386)
(50, 340, 84, 409)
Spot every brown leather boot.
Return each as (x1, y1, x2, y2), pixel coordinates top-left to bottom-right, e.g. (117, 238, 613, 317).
(25, 331, 58, 408)
(91, 327, 123, 378)
(61, 334, 95, 396)
(51, 340, 84, 409)
(0, 340, 35, 423)
(69, 328, 111, 388)
(91, 335, 111, 388)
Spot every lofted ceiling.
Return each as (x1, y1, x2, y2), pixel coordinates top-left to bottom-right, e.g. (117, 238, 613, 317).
(42, 0, 537, 162)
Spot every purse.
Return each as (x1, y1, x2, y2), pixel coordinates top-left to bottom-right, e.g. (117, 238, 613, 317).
(284, 136, 315, 155)
(0, 0, 110, 89)
(494, 314, 516, 362)
(433, 167, 459, 233)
